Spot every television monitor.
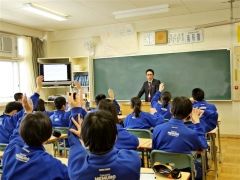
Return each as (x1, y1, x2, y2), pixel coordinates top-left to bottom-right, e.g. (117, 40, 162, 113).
(39, 63, 72, 86)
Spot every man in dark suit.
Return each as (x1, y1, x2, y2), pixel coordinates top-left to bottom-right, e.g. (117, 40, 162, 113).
(137, 69, 161, 102)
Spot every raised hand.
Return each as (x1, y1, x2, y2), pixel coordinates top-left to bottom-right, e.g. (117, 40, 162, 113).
(159, 83, 164, 92)
(69, 114, 83, 138)
(22, 94, 33, 113)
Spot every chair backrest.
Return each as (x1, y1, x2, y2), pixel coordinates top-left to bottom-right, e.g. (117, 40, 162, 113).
(126, 128, 152, 139)
(53, 127, 68, 134)
(0, 143, 8, 151)
(150, 150, 194, 170)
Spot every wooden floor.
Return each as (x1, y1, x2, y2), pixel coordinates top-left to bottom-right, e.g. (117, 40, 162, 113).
(207, 137, 240, 180)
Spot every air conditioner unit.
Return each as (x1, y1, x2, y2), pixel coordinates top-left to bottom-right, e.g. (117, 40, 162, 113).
(0, 34, 17, 59)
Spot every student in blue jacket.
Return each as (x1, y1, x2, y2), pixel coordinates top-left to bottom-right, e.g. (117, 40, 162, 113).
(152, 96, 208, 153)
(152, 97, 208, 180)
(34, 98, 54, 117)
(151, 83, 172, 120)
(98, 99, 139, 150)
(0, 102, 23, 143)
(124, 97, 164, 129)
(2, 95, 69, 180)
(67, 108, 141, 180)
(50, 96, 87, 127)
(191, 88, 218, 132)
(91, 89, 121, 114)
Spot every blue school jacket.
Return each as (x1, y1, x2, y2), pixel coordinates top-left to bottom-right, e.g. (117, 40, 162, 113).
(68, 107, 141, 180)
(196, 109, 218, 133)
(50, 110, 71, 128)
(50, 107, 87, 127)
(0, 110, 24, 144)
(152, 118, 208, 154)
(151, 91, 172, 120)
(2, 113, 69, 180)
(192, 100, 217, 112)
(124, 111, 164, 129)
(115, 124, 139, 150)
(91, 99, 121, 114)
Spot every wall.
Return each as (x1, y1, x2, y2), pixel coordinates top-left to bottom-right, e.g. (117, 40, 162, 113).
(0, 21, 44, 38)
(46, 10, 240, 135)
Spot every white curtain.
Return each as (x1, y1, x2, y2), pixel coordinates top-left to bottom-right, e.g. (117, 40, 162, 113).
(18, 36, 35, 96)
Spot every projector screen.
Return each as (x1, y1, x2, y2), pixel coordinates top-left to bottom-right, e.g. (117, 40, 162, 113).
(43, 64, 68, 81)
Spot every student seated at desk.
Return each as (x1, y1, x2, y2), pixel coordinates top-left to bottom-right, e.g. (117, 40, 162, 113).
(34, 98, 54, 117)
(0, 102, 23, 144)
(151, 83, 172, 120)
(91, 89, 121, 114)
(98, 99, 139, 150)
(50, 96, 86, 127)
(124, 97, 164, 129)
(2, 95, 69, 180)
(191, 88, 218, 132)
(152, 97, 208, 180)
(67, 93, 141, 180)
(13, 76, 44, 110)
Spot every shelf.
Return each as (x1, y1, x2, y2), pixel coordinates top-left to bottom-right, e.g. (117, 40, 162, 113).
(42, 86, 69, 89)
(73, 71, 88, 73)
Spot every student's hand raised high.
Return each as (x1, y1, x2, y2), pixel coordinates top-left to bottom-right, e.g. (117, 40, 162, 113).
(67, 92, 83, 108)
(108, 88, 115, 100)
(35, 75, 44, 94)
(191, 108, 202, 124)
(73, 81, 82, 90)
(22, 94, 33, 114)
(159, 83, 165, 92)
(69, 114, 83, 138)
(150, 108, 157, 115)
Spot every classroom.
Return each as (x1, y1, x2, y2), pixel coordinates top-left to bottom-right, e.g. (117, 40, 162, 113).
(0, 0, 240, 179)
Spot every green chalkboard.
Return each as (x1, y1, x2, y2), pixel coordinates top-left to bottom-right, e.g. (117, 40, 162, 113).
(94, 49, 231, 100)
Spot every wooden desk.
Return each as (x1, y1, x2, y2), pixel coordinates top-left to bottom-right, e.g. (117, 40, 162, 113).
(0, 151, 4, 158)
(138, 138, 152, 168)
(140, 168, 190, 180)
(208, 128, 218, 178)
(47, 134, 68, 144)
(57, 157, 68, 165)
(121, 102, 151, 115)
(138, 138, 152, 150)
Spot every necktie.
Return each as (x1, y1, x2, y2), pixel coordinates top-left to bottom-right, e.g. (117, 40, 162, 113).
(148, 82, 152, 101)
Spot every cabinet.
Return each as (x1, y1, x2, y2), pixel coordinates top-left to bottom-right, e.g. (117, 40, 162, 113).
(71, 57, 92, 102)
(38, 56, 93, 105)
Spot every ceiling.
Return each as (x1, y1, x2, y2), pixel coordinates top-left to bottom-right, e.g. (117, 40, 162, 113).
(0, 0, 240, 31)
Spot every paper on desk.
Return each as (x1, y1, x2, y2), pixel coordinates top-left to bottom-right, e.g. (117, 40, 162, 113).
(140, 173, 155, 180)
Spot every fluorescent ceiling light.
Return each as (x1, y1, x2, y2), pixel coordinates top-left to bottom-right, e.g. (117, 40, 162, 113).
(24, 3, 69, 21)
(113, 4, 169, 19)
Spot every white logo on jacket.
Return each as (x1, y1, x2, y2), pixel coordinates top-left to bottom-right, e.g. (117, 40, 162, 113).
(16, 153, 29, 162)
(167, 130, 179, 137)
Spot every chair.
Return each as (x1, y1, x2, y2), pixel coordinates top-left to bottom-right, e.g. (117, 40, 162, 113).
(0, 143, 8, 151)
(150, 150, 195, 180)
(127, 129, 152, 167)
(126, 128, 152, 139)
(52, 127, 69, 157)
(0, 143, 8, 175)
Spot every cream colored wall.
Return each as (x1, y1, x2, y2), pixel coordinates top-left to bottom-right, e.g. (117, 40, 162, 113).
(46, 10, 240, 135)
(0, 21, 44, 38)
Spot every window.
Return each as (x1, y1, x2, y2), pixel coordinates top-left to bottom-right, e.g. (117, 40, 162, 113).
(0, 61, 20, 102)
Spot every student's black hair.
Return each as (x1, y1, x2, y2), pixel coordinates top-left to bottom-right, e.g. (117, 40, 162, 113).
(81, 110, 117, 154)
(145, 69, 154, 75)
(54, 96, 66, 110)
(98, 99, 118, 124)
(192, 88, 205, 101)
(4, 101, 23, 114)
(20, 112, 52, 147)
(14, 92, 23, 101)
(95, 94, 106, 105)
(34, 98, 46, 112)
(131, 97, 142, 118)
(161, 91, 172, 108)
(171, 96, 192, 120)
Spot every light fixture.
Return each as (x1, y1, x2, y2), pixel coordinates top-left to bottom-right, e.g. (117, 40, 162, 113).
(24, 3, 69, 21)
(112, 4, 169, 19)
